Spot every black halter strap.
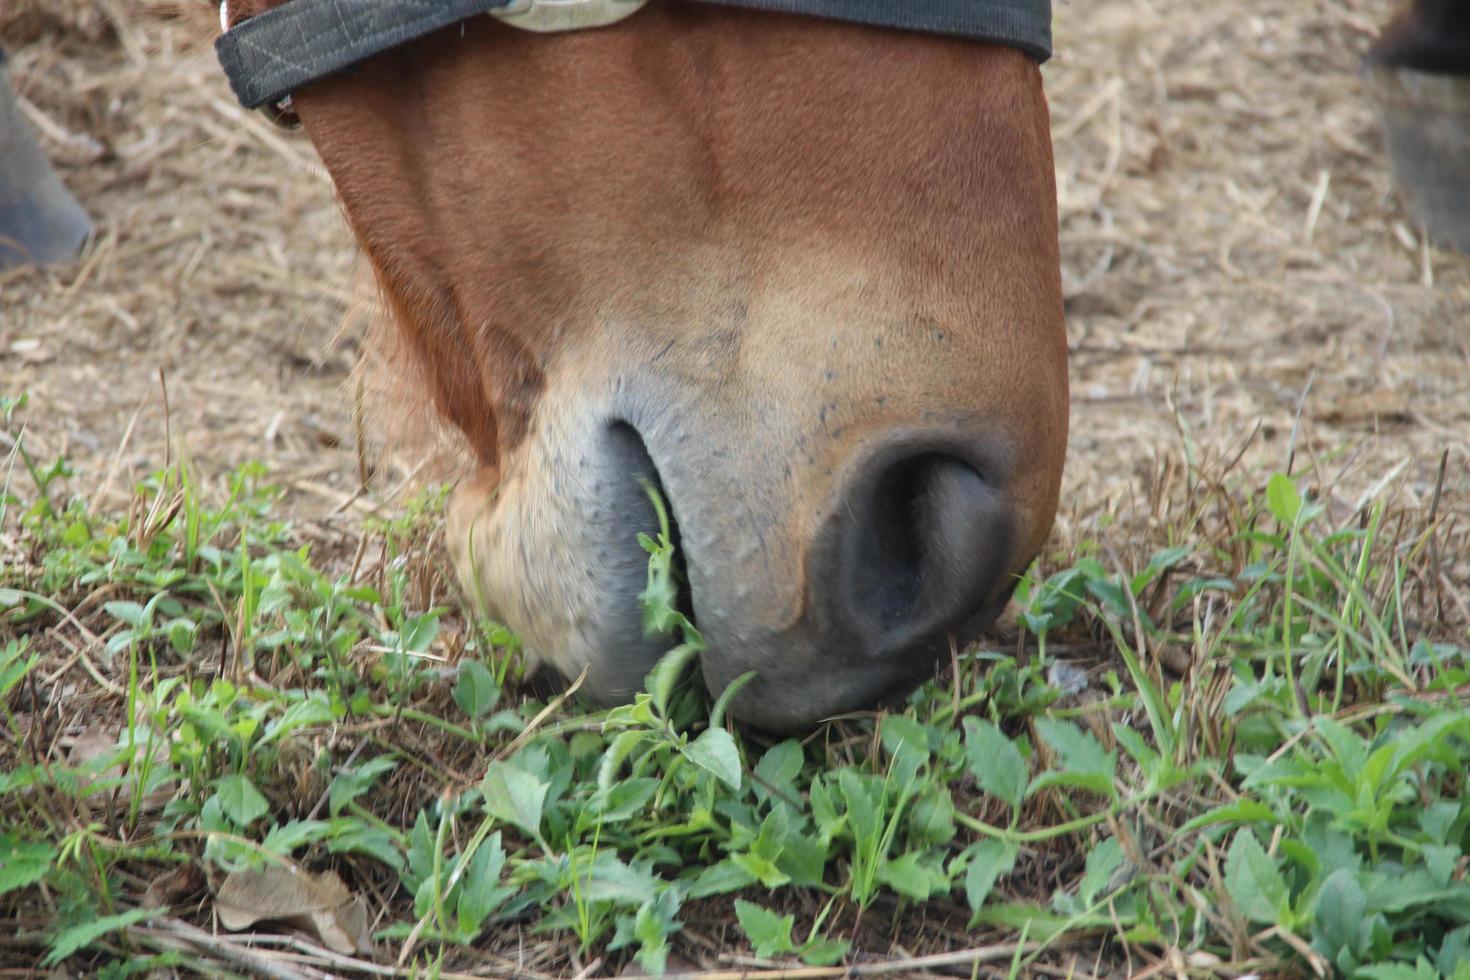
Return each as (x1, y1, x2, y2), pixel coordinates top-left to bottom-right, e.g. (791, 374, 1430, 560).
(215, 0, 1052, 113)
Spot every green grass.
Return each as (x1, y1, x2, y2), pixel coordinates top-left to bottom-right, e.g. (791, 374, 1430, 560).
(2, 390, 1467, 977)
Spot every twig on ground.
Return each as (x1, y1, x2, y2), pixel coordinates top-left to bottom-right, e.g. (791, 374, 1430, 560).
(668, 942, 1058, 980)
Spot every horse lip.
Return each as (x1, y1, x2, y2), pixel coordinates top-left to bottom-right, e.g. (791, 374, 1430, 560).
(704, 654, 931, 733)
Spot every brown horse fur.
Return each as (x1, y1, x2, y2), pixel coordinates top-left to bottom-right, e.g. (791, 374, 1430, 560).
(222, 1, 1069, 728)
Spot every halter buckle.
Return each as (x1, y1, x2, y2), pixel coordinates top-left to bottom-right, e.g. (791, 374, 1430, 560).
(490, 0, 649, 33)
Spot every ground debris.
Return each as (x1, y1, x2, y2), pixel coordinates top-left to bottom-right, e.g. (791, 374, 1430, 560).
(216, 866, 373, 955)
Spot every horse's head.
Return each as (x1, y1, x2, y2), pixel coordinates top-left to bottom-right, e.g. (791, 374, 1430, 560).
(221, 2, 1068, 729)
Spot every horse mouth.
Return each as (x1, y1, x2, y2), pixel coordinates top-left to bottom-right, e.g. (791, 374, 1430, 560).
(453, 401, 1036, 731)
(608, 420, 698, 642)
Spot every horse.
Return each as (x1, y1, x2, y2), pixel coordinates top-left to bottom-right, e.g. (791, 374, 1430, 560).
(209, 0, 1467, 729)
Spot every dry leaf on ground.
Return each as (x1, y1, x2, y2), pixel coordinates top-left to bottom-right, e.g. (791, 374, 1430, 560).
(215, 866, 372, 955)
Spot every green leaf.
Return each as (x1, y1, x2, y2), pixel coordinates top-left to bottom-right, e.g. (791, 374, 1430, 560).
(1437, 924, 1470, 977)
(397, 612, 441, 653)
(731, 851, 791, 889)
(647, 643, 700, 719)
(1224, 829, 1288, 926)
(214, 774, 269, 827)
(0, 640, 38, 699)
(708, 670, 757, 729)
(1364, 867, 1463, 915)
(682, 726, 742, 791)
(1313, 717, 1367, 773)
(328, 756, 397, 817)
(877, 851, 948, 901)
(1111, 723, 1162, 778)
(1028, 769, 1116, 799)
(973, 901, 1085, 939)
(584, 857, 660, 906)
(746, 806, 795, 859)
(1175, 799, 1277, 834)
(809, 776, 844, 840)
(963, 718, 1027, 810)
(1130, 545, 1191, 595)
(837, 769, 881, 846)
(45, 907, 163, 966)
(1171, 576, 1237, 609)
(800, 937, 851, 966)
(165, 618, 197, 655)
(103, 600, 148, 629)
(1354, 960, 1442, 980)
(1420, 801, 1461, 846)
(1267, 473, 1302, 525)
(686, 860, 756, 899)
(752, 740, 804, 806)
(734, 900, 798, 957)
(1303, 817, 1362, 881)
(327, 822, 403, 870)
(0, 835, 54, 897)
(481, 761, 549, 842)
(963, 839, 1018, 918)
(1085, 577, 1135, 620)
(454, 660, 500, 720)
(1108, 623, 1176, 760)
(597, 729, 651, 792)
(0, 391, 28, 424)
(637, 481, 693, 645)
(457, 832, 512, 932)
(628, 890, 681, 974)
(1425, 844, 1459, 887)
(639, 527, 680, 630)
(1035, 717, 1115, 779)
(403, 811, 435, 889)
(880, 715, 931, 785)
(261, 694, 334, 745)
(261, 820, 330, 856)
(589, 777, 660, 823)
(1077, 838, 1125, 906)
(775, 833, 828, 889)
(908, 785, 956, 846)
(1020, 565, 1093, 634)
(1313, 868, 1366, 967)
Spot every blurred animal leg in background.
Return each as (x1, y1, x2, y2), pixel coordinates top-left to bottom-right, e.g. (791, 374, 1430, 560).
(0, 46, 92, 270)
(1362, 0, 1470, 254)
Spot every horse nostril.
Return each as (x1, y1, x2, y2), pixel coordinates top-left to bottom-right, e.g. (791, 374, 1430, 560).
(833, 452, 1015, 655)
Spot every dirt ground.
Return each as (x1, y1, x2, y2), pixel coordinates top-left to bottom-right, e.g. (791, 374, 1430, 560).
(2, 0, 1467, 559)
